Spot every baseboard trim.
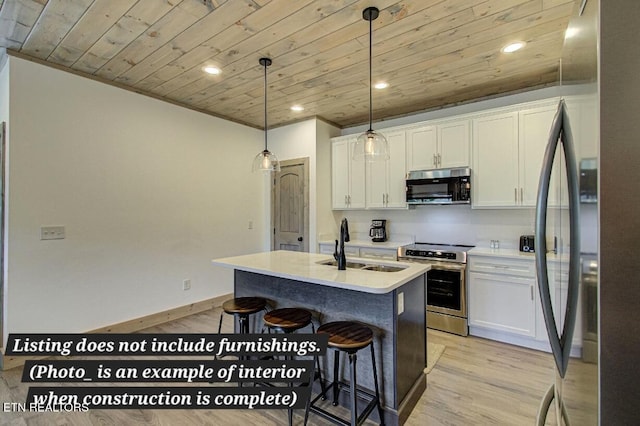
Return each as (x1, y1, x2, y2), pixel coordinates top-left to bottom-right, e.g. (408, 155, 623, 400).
(0, 293, 231, 371)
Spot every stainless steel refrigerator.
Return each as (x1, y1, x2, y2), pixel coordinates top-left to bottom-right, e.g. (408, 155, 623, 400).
(534, 0, 599, 424)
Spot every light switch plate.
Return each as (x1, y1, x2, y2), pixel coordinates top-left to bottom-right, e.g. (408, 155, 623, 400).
(41, 226, 65, 240)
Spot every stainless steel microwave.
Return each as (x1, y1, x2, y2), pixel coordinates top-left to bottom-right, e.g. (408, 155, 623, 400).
(405, 167, 471, 205)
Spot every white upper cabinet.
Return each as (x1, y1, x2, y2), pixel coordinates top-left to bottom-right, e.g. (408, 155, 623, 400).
(331, 136, 365, 209)
(366, 130, 407, 209)
(406, 125, 437, 170)
(472, 111, 520, 207)
(565, 94, 598, 160)
(472, 101, 559, 208)
(406, 119, 470, 171)
(519, 103, 559, 206)
(437, 119, 471, 168)
(332, 97, 565, 210)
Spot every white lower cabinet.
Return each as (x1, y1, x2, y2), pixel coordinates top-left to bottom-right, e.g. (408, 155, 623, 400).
(358, 247, 397, 261)
(469, 253, 582, 355)
(535, 261, 582, 347)
(318, 242, 359, 256)
(468, 257, 536, 337)
(318, 243, 397, 260)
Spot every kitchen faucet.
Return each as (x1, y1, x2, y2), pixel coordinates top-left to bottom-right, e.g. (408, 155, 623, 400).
(334, 218, 350, 270)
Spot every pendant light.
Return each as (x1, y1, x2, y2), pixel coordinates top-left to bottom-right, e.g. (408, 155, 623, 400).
(353, 6, 389, 162)
(252, 57, 281, 172)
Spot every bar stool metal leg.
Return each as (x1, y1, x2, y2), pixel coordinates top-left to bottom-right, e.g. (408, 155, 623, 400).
(371, 343, 385, 426)
(332, 350, 340, 406)
(311, 323, 327, 398)
(349, 352, 358, 426)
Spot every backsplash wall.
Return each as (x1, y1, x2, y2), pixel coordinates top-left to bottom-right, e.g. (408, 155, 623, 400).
(333, 206, 538, 249)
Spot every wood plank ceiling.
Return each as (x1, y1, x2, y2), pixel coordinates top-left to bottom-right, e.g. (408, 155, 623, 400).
(0, 0, 579, 129)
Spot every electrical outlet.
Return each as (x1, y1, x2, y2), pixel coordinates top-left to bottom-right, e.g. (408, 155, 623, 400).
(182, 279, 191, 291)
(41, 226, 65, 240)
(398, 292, 405, 315)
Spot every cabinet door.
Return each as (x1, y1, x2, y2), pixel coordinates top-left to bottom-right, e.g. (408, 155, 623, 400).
(406, 126, 437, 171)
(385, 131, 407, 208)
(472, 112, 519, 207)
(331, 139, 350, 209)
(348, 139, 366, 209)
(468, 272, 536, 337)
(359, 247, 397, 260)
(519, 104, 558, 206)
(366, 155, 387, 208)
(365, 130, 406, 209)
(438, 119, 470, 168)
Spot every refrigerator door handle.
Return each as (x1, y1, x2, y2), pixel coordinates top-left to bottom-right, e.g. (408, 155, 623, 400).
(534, 99, 581, 379)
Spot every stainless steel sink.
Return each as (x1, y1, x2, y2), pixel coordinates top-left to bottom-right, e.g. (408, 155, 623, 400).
(361, 265, 406, 272)
(318, 260, 406, 272)
(319, 260, 368, 269)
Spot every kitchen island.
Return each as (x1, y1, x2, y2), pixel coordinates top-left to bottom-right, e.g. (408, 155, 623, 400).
(212, 250, 429, 425)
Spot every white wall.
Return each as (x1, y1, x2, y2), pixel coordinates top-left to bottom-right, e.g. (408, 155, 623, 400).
(315, 120, 341, 243)
(268, 118, 339, 251)
(3, 57, 265, 341)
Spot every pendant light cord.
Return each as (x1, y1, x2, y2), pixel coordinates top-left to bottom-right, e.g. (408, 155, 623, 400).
(263, 60, 268, 151)
(368, 15, 373, 132)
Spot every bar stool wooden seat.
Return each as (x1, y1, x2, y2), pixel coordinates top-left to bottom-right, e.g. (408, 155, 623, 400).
(263, 307, 325, 426)
(217, 296, 267, 335)
(263, 307, 312, 333)
(305, 321, 385, 426)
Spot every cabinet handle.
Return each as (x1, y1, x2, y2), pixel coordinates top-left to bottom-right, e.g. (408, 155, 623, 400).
(348, 195, 351, 205)
(530, 284, 534, 301)
(515, 188, 518, 203)
(520, 188, 524, 203)
(385, 193, 389, 204)
(382, 193, 385, 204)
(433, 153, 437, 167)
(437, 153, 442, 167)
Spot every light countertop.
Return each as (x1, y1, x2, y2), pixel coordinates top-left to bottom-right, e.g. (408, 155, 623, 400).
(318, 239, 412, 249)
(469, 247, 569, 262)
(212, 250, 429, 294)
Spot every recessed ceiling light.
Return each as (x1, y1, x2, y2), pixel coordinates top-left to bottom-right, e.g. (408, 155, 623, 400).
(203, 66, 221, 75)
(290, 105, 305, 112)
(374, 82, 389, 89)
(501, 41, 526, 53)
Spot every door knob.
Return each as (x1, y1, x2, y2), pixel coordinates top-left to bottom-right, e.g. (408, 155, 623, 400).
(297, 237, 303, 241)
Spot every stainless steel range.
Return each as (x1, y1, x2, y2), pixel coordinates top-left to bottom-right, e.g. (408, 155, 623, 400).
(398, 242, 474, 336)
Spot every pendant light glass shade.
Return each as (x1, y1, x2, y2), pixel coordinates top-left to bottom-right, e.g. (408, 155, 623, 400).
(252, 57, 281, 172)
(353, 129, 389, 161)
(353, 6, 389, 162)
(252, 149, 280, 172)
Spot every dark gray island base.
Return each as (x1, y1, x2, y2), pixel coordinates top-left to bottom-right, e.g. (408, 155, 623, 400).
(234, 269, 427, 425)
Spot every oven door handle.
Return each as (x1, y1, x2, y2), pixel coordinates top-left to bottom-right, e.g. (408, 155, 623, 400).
(429, 278, 457, 285)
(398, 258, 466, 271)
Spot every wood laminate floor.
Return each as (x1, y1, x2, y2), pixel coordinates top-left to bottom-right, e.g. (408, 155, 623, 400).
(0, 308, 597, 425)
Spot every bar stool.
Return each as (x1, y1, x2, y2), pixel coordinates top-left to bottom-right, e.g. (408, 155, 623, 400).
(263, 308, 326, 426)
(217, 296, 267, 335)
(305, 321, 385, 426)
(263, 307, 313, 334)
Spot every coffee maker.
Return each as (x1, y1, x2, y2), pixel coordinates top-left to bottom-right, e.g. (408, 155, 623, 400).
(369, 219, 387, 242)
